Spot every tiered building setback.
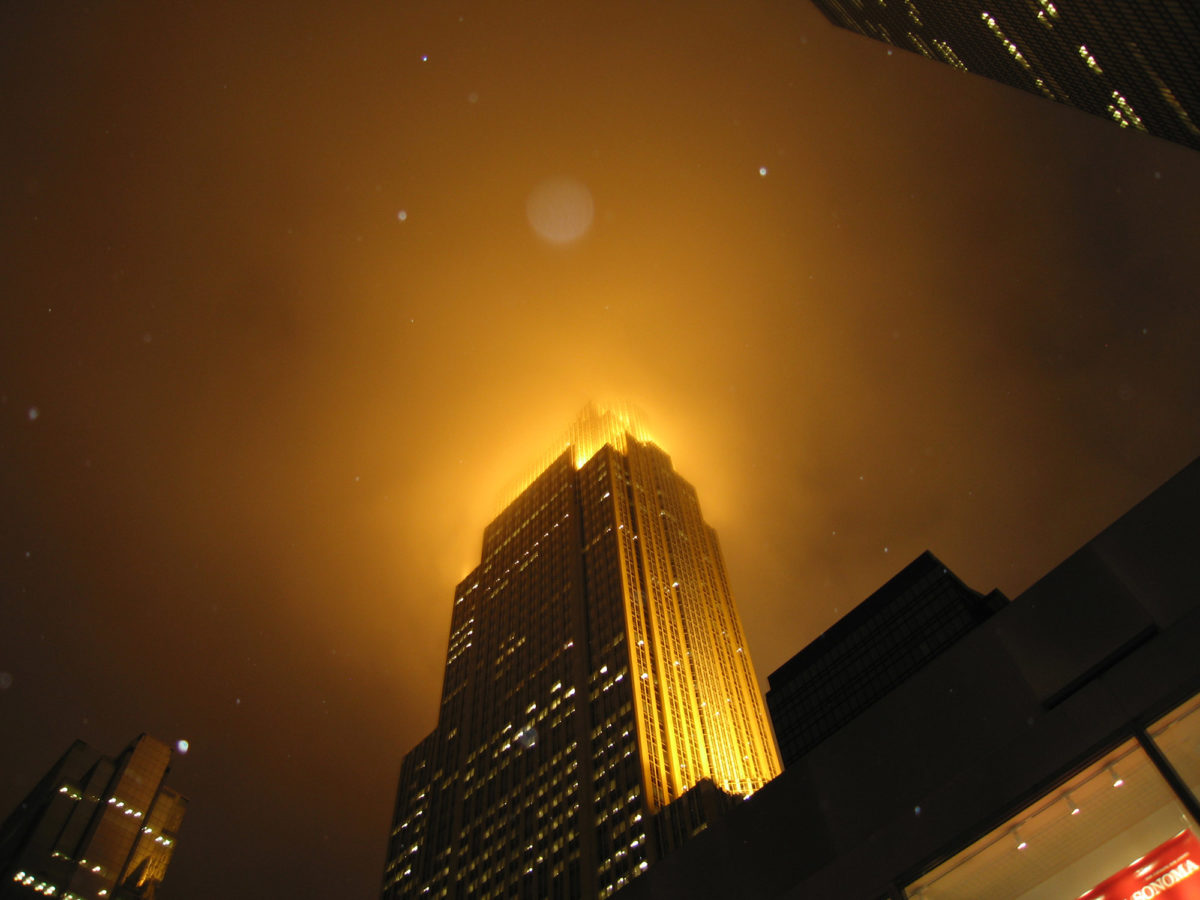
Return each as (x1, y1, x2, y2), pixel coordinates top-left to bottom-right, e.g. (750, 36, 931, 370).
(382, 406, 780, 900)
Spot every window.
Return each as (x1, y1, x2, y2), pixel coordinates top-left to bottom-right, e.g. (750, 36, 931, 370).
(1149, 694, 1200, 797)
(906, 739, 1197, 899)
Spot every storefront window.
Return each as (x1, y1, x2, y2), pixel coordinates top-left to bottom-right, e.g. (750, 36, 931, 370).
(1150, 693, 1200, 798)
(905, 738, 1198, 899)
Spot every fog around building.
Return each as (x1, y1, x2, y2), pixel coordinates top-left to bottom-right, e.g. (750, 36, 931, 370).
(2, 2, 1199, 897)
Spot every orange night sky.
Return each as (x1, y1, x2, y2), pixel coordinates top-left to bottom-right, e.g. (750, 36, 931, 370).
(2, 3, 1199, 898)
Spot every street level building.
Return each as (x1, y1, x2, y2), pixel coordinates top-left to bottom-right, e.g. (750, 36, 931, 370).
(767, 551, 1006, 767)
(615, 453, 1200, 900)
(381, 406, 781, 900)
(809, 0, 1200, 152)
(0, 734, 186, 900)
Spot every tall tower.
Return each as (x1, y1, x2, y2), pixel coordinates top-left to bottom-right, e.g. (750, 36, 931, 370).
(382, 406, 781, 900)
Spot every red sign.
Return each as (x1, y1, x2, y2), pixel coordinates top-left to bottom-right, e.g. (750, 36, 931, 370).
(1078, 831, 1200, 900)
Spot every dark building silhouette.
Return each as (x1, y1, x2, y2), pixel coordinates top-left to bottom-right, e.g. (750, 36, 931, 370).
(615, 454, 1200, 900)
(0, 734, 186, 900)
(767, 551, 1006, 767)
(380, 406, 781, 900)
(809, 0, 1200, 152)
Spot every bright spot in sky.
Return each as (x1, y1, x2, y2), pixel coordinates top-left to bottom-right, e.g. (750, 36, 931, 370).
(526, 176, 594, 245)
(397, 210, 407, 222)
(420, 54, 429, 62)
(176, 739, 189, 754)
(759, 166, 768, 177)
(27, 407, 39, 421)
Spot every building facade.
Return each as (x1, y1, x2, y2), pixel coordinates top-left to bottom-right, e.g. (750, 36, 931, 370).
(767, 551, 1006, 767)
(0, 734, 186, 900)
(809, 0, 1200, 151)
(381, 407, 781, 900)
(615, 454, 1200, 900)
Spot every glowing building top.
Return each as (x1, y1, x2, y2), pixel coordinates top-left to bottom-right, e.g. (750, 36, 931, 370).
(561, 403, 652, 468)
(502, 403, 654, 506)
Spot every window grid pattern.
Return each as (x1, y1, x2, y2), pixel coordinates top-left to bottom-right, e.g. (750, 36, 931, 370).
(810, 0, 1200, 151)
(383, 430, 780, 900)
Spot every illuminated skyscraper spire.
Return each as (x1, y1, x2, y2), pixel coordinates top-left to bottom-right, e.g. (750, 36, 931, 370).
(561, 402, 651, 468)
(501, 402, 653, 506)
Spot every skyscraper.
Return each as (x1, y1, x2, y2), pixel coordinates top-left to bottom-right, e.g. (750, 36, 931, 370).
(0, 734, 186, 900)
(381, 406, 781, 900)
(809, 0, 1200, 152)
